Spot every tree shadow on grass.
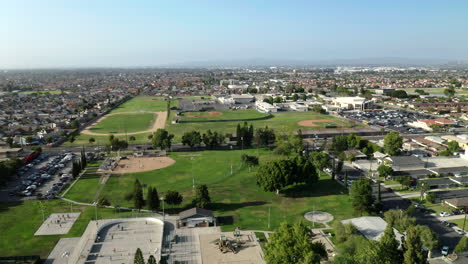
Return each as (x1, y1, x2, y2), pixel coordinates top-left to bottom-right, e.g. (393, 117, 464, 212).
(0, 200, 24, 214)
(210, 201, 267, 212)
(283, 179, 348, 198)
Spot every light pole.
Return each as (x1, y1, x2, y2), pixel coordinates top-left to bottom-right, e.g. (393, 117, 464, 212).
(191, 157, 195, 190)
(160, 197, 165, 221)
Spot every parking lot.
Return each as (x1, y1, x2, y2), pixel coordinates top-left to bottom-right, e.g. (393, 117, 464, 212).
(341, 110, 433, 134)
(0, 153, 75, 202)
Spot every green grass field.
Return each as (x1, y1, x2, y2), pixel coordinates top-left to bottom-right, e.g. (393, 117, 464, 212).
(88, 113, 156, 134)
(167, 111, 356, 141)
(0, 200, 158, 258)
(66, 108, 356, 146)
(18, 90, 63, 95)
(112, 96, 172, 113)
(399, 88, 468, 96)
(64, 163, 103, 203)
(179, 110, 269, 122)
(67, 149, 354, 232)
(1, 149, 356, 257)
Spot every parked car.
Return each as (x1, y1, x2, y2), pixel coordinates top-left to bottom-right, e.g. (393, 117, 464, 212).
(455, 229, 465, 235)
(440, 212, 451, 217)
(441, 246, 449, 256)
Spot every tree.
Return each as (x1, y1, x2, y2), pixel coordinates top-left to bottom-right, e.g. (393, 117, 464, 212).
(455, 236, 468, 254)
(97, 197, 111, 206)
(310, 152, 331, 172)
(88, 137, 95, 144)
(182, 130, 202, 149)
(333, 221, 358, 244)
(152, 129, 174, 150)
(384, 131, 403, 156)
(192, 184, 211, 208)
(129, 136, 136, 142)
(146, 186, 160, 211)
(391, 90, 408, 98)
(25, 136, 33, 144)
(332, 135, 348, 152)
(274, 133, 303, 156)
(349, 179, 373, 215)
(134, 248, 145, 264)
(236, 122, 254, 147)
(292, 93, 299, 101)
(448, 140, 460, 153)
(377, 164, 394, 178)
(444, 86, 456, 97)
(384, 209, 416, 233)
(202, 130, 224, 149)
(379, 224, 403, 263)
(254, 126, 275, 147)
(133, 179, 145, 210)
(241, 154, 259, 167)
(165, 190, 183, 207)
(264, 222, 327, 264)
(147, 255, 157, 264)
(403, 226, 428, 264)
(6, 137, 13, 148)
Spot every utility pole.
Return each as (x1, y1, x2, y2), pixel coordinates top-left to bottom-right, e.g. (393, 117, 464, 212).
(463, 206, 467, 232)
(191, 157, 195, 190)
(268, 207, 271, 229)
(95, 204, 98, 220)
(160, 197, 165, 221)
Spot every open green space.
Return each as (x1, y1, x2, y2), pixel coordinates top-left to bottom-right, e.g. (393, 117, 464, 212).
(179, 110, 269, 122)
(86, 149, 355, 231)
(410, 198, 448, 214)
(112, 96, 173, 113)
(64, 163, 103, 203)
(450, 218, 468, 231)
(0, 200, 154, 258)
(89, 113, 156, 134)
(399, 88, 468, 96)
(18, 90, 63, 95)
(167, 111, 357, 141)
(66, 109, 357, 146)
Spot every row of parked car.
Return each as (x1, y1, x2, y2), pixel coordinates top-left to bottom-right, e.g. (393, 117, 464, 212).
(12, 153, 74, 199)
(341, 110, 431, 134)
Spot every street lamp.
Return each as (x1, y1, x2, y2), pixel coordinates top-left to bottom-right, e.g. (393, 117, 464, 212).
(191, 157, 195, 190)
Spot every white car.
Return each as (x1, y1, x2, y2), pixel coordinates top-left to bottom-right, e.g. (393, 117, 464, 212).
(455, 229, 465, 235)
(440, 211, 451, 217)
(441, 246, 449, 256)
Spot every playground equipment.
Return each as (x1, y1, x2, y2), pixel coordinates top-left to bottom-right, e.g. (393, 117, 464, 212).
(211, 227, 244, 254)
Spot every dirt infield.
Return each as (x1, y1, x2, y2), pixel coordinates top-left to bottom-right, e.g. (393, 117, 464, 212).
(298, 119, 341, 127)
(185, 111, 222, 118)
(81, 111, 167, 136)
(144, 98, 164, 101)
(111, 156, 175, 173)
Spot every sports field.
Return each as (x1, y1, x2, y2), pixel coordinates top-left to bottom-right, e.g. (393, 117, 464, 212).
(66, 149, 355, 231)
(19, 90, 63, 95)
(167, 110, 356, 141)
(112, 96, 172, 113)
(87, 113, 156, 134)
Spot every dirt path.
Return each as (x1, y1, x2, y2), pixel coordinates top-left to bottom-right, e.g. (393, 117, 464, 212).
(81, 111, 167, 136)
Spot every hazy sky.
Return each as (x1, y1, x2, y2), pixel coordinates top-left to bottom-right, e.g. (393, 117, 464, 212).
(1, 0, 468, 68)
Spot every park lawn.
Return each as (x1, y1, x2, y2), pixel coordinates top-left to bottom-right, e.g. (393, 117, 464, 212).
(179, 110, 269, 122)
(111, 96, 174, 113)
(89, 113, 156, 134)
(64, 163, 103, 203)
(64, 132, 153, 146)
(0, 199, 158, 258)
(399, 88, 468, 96)
(450, 218, 468, 231)
(167, 111, 357, 141)
(19, 90, 63, 95)
(97, 149, 354, 231)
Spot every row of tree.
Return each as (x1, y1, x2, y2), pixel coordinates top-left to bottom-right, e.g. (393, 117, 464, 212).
(128, 179, 211, 211)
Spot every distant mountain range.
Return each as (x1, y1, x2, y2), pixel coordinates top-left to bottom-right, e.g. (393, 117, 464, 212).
(167, 57, 468, 68)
